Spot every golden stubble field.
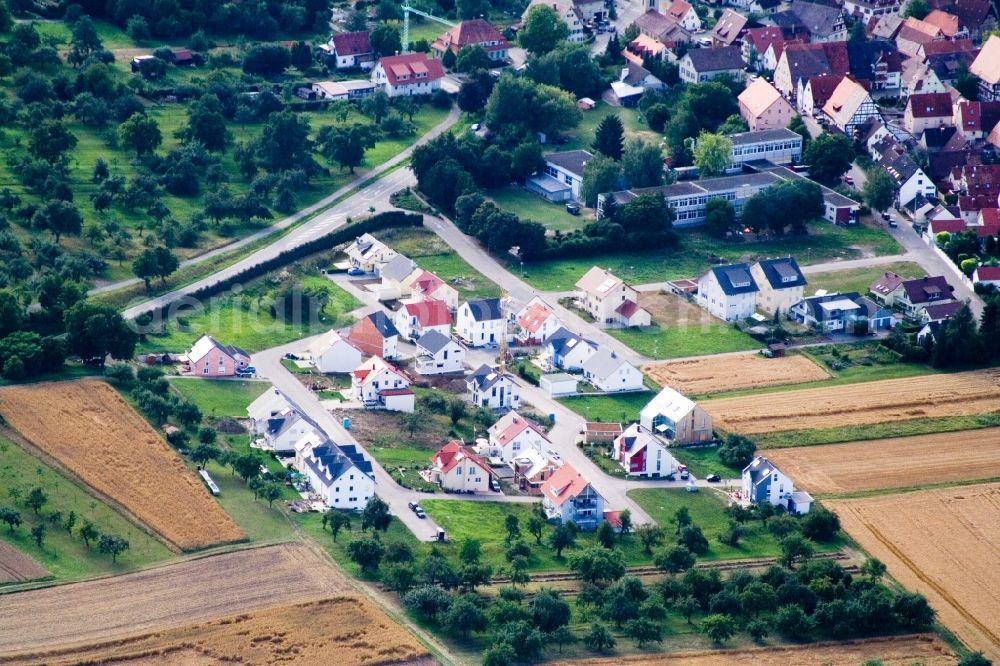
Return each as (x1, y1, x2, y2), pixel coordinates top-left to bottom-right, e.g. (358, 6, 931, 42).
(643, 353, 829, 394)
(700, 368, 1000, 434)
(552, 635, 955, 665)
(828, 484, 1000, 661)
(0, 379, 243, 550)
(1, 597, 429, 666)
(0, 543, 352, 656)
(764, 428, 1000, 494)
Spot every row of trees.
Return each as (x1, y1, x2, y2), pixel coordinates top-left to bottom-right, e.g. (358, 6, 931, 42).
(884, 297, 1000, 368)
(2, 487, 130, 561)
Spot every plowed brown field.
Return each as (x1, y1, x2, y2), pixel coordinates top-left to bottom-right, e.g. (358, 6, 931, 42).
(828, 484, 1000, 661)
(0, 543, 351, 656)
(551, 635, 954, 665)
(643, 353, 829, 394)
(0, 380, 242, 550)
(764, 428, 1000, 494)
(0, 542, 47, 583)
(0, 597, 429, 666)
(701, 368, 1000, 434)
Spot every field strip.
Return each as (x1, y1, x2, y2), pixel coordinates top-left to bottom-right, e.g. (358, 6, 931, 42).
(643, 353, 830, 394)
(0, 543, 349, 656)
(701, 368, 1000, 434)
(550, 634, 954, 665)
(0, 380, 243, 551)
(0, 542, 47, 584)
(763, 428, 1000, 494)
(828, 484, 1000, 660)
(0, 596, 431, 666)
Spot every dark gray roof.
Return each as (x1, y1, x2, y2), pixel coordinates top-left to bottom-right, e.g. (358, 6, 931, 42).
(547, 326, 596, 355)
(728, 127, 803, 146)
(711, 263, 760, 295)
(757, 257, 807, 289)
(464, 298, 503, 322)
(380, 254, 418, 282)
(788, 0, 842, 37)
(416, 329, 453, 354)
(796, 291, 864, 321)
(684, 46, 745, 73)
(467, 363, 518, 390)
(367, 311, 399, 338)
(545, 150, 594, 177)
(744, 456, 779, 487)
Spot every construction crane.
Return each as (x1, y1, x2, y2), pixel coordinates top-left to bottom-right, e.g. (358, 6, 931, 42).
(401, 5, 455, 52)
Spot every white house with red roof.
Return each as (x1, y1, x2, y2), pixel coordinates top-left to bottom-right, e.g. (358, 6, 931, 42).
(184, 334, 251, 377)
(351, 356, 414, 412)
(323, 31, 374, 70)
(308, 330, 363, 373)
(429, 440, 495, 492)
(487, 411, 551, 462)
(403, 269, 459, 310)
(371, 53, 445, 97)
(540, 463, 606, 530)
(394, 297, 453, 341)
(659, 0, 701, 31)
(612, 424, 678, 478)
(973, 265, 1000, 287)
(515, 297, 563, 345)
(575, 266, 651, 327)
(431, 19, 508, 62)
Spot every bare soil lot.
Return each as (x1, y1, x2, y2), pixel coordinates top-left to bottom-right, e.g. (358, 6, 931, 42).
(0, 542, 47, 583)
(828, 484, 1000, 661)
(0, 543, 350, 656)
(0, 380, 243, 550)
(701, 368, 1000, 434)
(1, 596, 429, 666)
(639, 290, 720, 329)
(643, 353, 829, 394)
(764, 428, 1000, 494)
(553, 634, 954, 665)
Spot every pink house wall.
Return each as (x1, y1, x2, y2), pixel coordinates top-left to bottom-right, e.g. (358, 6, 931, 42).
(192, 348, 236, 377)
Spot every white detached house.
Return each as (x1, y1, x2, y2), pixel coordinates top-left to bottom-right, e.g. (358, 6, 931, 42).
(352, 356, 414, 412)
(742, 456, 812, 514)
(429, 441, 495, 493)
(486, 411, 551, 462)
(414, 330, 465, 375)
(612, 424, 678, 478)
(697, 263, 760, 321)
(575, 266, 650, 327)
(456, 298, 506, 347)
(467, 364, 520, 411)
(301, 443, 376, 510)
(308, 330, 363, 374)
(581, 348, 644, 392)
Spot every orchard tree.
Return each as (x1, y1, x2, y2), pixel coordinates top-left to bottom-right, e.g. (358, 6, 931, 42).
(63, 302, 138, 364)
(549, 521, 577, 557)
(700, 613, 737, 644)
(25, 487, 47, 515)
(119, 113, 162, 156)
(361, 496, 392, 532)
(28, 121, 78, 164)
(316, 124, 377, 173)
(779, 534, 814, 569)
(0, 507, 21, 532)
(98, 533, 130, 562)
(31, 524, 45, 548)
(80, 521, 99, 548)
(328, 511, 352, 541)
(32, 201, 83, 243)
(584, 622, 616, 652)
(132, 246, 179, 289)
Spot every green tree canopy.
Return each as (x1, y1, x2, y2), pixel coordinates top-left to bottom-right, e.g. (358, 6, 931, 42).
(520, 4, 569, 55)
(693, 131, 733, 177)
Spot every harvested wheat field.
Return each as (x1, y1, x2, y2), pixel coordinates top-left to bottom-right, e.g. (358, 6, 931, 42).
(0, 380, 242, 550)
(0, 596, 429, 666)
(643, 353, 829, 394)
(765, 428, 1000, 494)
(828, 484, 1000, 661)
(701, 368, 1000, 434)
(552, 635, 954, 665)
(0, 542, 47, 583)
(0, 543, 351, 656)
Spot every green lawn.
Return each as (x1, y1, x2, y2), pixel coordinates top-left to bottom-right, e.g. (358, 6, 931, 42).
(519, 223, 902, 292)
(804, 261, 923, 297)
(377, 227, 501, 299)
(608, 323, 759, 360)
(628, 489, 843, 561)
(669, 446, 741, 479)
(0, 437, 174, 582)
(487, 186, 587, 232)
(421, 500, 654, 571)
(136, 272, 359, 354)
(559, 103, 662, 153)
(368, 445, 439, 493)
(559, 392, 654, 423)
(200, 459, 297, 542)
(169, 378, 269, 418)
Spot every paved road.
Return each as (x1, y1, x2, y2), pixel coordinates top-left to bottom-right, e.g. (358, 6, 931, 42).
(591, 0, 647, 55)
(114, 105, 460, 316)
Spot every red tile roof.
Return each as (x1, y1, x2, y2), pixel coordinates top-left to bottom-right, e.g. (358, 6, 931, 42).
(379, 387, 414, 397)
(870, 270, 907, 296)
(412, 270, 446, 295)
(922, 9, 960, 36)
(822, 41, 850, 75)
(433, 19, 507, 54)
(331, 31, 371, 56)
(907, 92, 953, 118)
(921, 38, 975, 56)
(377, 53, 445, 86)
(431, 440, 492, 475)
(980, 208, 1000, 231)
(929, 218, 968, 234)
(975, 266, 1000, 281)
(540, 463, 591, 507)
(615, 300, 641, 318)
(518, 302, 554, 334)
(403, 298, 452, 327)
(806, 74, 844, 108)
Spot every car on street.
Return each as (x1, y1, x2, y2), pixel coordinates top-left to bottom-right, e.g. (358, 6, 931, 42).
(236, 366, 256, 378)
(408, 501, 419, 511)
(347, 267, 364, 276)
(415, 506, 427, 518)
(881, 212, 891, 221)
(706, 474, 721, 483)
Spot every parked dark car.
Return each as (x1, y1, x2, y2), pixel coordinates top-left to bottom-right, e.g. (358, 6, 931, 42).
(706, 474, 721, 483)
(565, 203, 580, 215)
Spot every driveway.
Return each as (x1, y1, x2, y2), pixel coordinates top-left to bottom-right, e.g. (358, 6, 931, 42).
(116, 105, 461, 318)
